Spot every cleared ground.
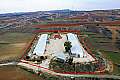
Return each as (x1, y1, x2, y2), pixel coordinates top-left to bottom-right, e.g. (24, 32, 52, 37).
(0, 32, 42, 80)
(0, 66, 43, 80)
(0, 32, 34, 60)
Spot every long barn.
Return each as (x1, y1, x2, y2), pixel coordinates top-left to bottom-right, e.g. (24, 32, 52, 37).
(33, 34, 48, 56)
(67, 33, 87, 58)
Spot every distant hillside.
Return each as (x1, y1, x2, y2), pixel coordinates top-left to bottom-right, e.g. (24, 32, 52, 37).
(0, 9, 120, 18)
(48, 9, 72, 13)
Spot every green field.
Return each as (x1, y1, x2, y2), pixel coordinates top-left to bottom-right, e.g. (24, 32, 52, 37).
(100, 50, 120, 64)
(82, 31, 120, 75)
(82, 31, 119, 51)
(100, 50, 120, 75)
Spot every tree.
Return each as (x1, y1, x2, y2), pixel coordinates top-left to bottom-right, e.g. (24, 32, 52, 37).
(68, 57, 73, 65)
(40, 56, 45, 60)
(36, 56, 41, 62)
(64, 41, 72, 53)
(26, 56, 30, 60)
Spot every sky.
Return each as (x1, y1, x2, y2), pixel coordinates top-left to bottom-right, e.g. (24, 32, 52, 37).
(0, 0, 120, 14)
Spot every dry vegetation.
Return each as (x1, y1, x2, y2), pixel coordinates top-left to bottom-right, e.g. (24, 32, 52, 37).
(0, 32, 34, 60)
(0, 66, 43, 80)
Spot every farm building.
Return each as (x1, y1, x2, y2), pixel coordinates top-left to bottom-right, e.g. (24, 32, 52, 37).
(33, 34, 48, 56)
(67, 33, 87, 58)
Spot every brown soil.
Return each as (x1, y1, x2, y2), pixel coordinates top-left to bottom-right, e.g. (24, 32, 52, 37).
(0, 66, 43, 80)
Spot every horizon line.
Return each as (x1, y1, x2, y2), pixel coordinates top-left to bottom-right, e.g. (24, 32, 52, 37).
(0, 8, 120, 15)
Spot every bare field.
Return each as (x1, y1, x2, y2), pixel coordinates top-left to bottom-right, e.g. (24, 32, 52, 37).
(0, 66, 43, 80)
(0, 32, 34, 60)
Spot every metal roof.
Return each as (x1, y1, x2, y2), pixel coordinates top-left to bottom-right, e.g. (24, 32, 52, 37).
(33, 34, 48, 56)
(67, 33, 85, 58)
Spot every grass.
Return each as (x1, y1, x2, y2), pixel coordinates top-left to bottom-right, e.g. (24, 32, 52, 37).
(0, 32, 34, 60)
(32, 21, 48, 25)
(82, 31, 120, 75)
(100, 50, 120, 75)
(0, 32, 34, 43)
(39, 72, 61, 80)
(53, 18, 65, 21)
(100, 50, 120, 64)
(113, 65, 120, 75)
(83, 31, 119, 51)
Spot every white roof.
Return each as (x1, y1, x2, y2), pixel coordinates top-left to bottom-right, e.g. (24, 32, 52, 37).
(67, 33, 85, 58)
(33, 34, 48, 56)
